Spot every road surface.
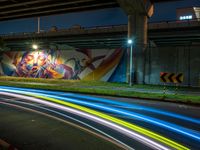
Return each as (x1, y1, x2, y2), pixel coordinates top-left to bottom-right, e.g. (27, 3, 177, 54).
(0, 86, 200, 150)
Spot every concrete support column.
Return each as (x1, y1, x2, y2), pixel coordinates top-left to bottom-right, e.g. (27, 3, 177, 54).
(128, 13, 148, 84)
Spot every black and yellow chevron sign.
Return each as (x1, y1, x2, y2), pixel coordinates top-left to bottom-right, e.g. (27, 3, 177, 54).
(160, 72, 184, 83)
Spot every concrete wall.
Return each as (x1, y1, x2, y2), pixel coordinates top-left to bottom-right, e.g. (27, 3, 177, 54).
(144, 45, 200, 87)
(0, 48, 127, 82)
(1, 45, 199, 87)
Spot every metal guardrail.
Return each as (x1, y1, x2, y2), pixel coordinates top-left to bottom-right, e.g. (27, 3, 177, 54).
(0, 24, 127, 36)
(0, 18, 199, 37)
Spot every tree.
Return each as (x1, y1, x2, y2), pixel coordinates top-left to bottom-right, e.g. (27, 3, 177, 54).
(0, 38, 5, 50)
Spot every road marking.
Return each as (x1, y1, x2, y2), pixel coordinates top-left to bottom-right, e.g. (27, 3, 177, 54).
(0, 92, 175, 150)
(0, 100, 131, 150)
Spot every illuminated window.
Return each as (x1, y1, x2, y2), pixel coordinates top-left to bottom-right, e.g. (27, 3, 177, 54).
(188, 15, 192, 19)
(179, 15, 193, 20)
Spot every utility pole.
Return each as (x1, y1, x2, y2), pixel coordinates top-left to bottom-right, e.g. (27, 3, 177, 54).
(37, 17, 40, 33)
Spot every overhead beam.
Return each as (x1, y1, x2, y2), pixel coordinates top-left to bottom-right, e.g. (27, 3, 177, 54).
(0, 0, 180, 21)
(0, 0, 53, 9)
(0, 0, 96, 14)
(0, 2, 118, 21)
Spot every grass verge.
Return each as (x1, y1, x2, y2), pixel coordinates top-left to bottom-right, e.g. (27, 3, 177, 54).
(0, 76, 199, 105)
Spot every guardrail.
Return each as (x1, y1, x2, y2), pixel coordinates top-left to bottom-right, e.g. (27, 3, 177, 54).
(0, 18, 199, 37)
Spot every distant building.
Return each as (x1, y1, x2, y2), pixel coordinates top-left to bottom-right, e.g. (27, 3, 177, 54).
(176, 7, 200, 21)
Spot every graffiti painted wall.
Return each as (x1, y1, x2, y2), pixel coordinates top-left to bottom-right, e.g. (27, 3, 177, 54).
(0, 48, 127, 82)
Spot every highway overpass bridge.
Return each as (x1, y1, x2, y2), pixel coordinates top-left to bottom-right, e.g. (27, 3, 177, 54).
(1, 19, 200, 50)
(0, 0, 186, 85)
(1, 19, 200, 87)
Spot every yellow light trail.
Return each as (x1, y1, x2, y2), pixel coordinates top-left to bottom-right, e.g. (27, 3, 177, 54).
(30, 94, 189, 150)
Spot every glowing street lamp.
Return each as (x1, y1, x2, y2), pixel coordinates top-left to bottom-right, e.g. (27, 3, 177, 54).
(128, 39, 133, 86)
(128, 39, 133, 44)
(32, 44, 38, 50)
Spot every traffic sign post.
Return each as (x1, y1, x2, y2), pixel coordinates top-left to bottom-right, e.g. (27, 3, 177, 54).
(163, 83, 167, 96)
(160, 72, 183, 83)
(160, 72, 184, 95)
(175, 83, 178, 95)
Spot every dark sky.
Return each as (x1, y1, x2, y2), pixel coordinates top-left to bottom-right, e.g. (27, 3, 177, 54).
(0, 0, 199, 34)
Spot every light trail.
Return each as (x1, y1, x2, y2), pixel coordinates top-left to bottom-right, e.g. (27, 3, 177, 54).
(0, 91, 189, 150)
(0, 100, 133, 150)
(1, 87, 200, 142)
(1, 86, 199, 125)
(42, 93, 200, 142)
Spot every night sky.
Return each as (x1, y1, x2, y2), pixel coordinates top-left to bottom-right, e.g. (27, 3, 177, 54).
(0, 0, 199, 34)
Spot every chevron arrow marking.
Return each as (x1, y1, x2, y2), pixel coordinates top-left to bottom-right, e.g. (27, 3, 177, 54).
(176, 73, 184, 83)
(160, 72, 167, 83)
(160, 72, 184, 83)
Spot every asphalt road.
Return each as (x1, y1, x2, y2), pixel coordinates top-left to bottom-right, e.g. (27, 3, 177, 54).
(0, 86, 200, 150)
(0, 96, 125, 150)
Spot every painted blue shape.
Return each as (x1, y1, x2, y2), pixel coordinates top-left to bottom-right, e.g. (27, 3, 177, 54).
(109, 49, 127, 82)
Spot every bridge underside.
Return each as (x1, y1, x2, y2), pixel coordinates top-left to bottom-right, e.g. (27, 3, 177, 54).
(3, 21, 200, 50)
(0, 0, 118, 21)
(0, 0, 179, 21)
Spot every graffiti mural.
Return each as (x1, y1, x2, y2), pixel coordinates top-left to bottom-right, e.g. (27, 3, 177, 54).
(0, 48, 126, 82)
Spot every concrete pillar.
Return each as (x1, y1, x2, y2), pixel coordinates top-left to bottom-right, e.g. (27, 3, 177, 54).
(117, 0, 151, 84)
(128, 13, 148, 84)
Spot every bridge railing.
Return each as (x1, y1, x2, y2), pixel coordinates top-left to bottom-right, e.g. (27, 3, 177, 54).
(0, 18, 199, 37)
(0, 24, 128, 38)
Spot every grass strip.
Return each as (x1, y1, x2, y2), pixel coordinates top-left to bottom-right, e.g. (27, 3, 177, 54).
(0, 78, 199, 104)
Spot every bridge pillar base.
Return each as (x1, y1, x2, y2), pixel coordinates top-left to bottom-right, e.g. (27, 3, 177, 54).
(128, 14, 148, 85)
(117, 0, 152, 85)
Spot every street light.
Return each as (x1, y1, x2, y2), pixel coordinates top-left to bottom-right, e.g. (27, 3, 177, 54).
(128, 39, 133, 44)
(32, 44, 38, 50)
(128, 39, 133, 86)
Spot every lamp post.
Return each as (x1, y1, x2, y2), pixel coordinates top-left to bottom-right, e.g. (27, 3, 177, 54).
(128, 39, 133, 86)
